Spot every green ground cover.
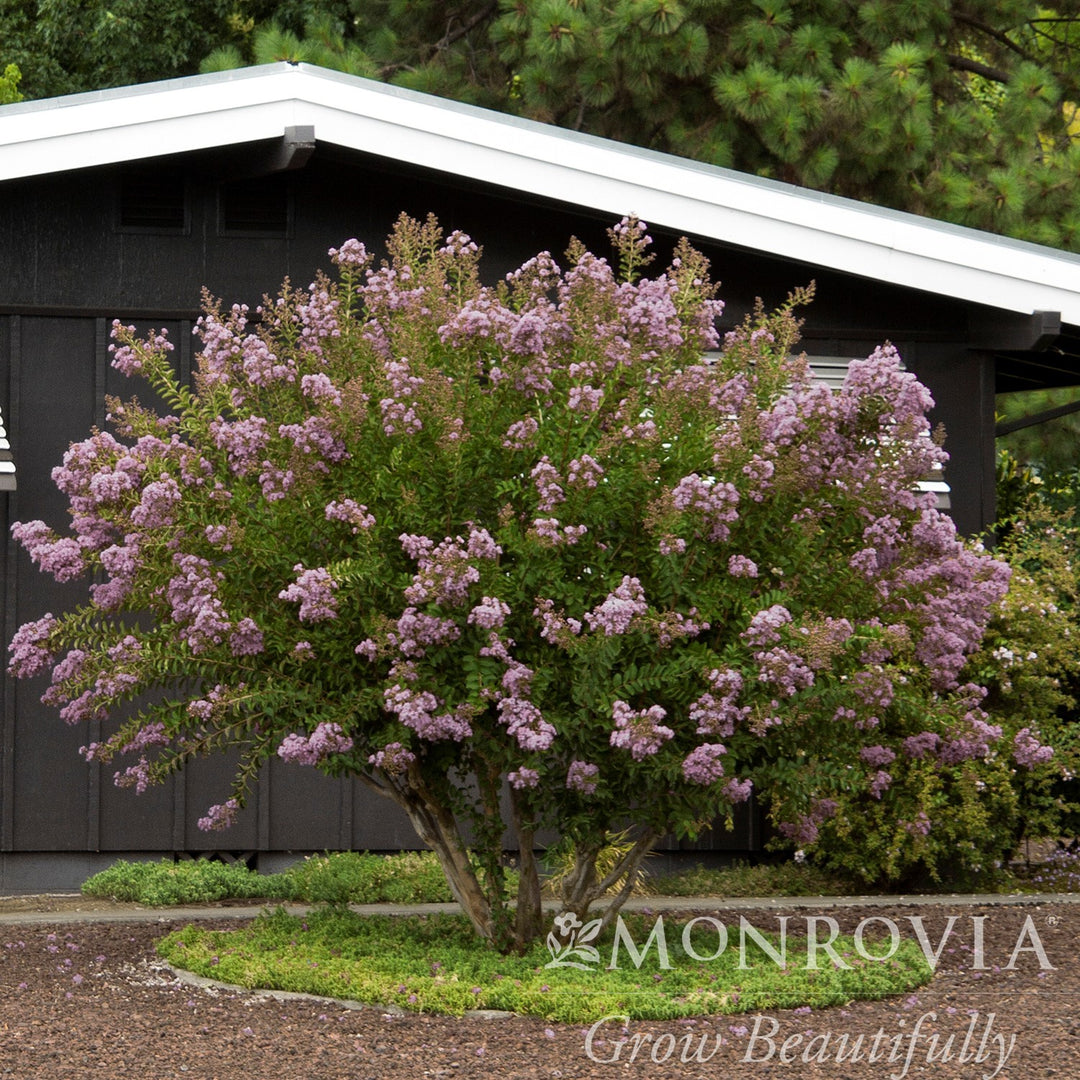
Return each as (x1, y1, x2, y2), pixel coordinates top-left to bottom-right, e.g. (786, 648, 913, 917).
(155, 906, 932, 1022)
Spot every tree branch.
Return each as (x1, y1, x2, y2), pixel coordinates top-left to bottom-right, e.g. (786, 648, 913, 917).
(593, 829, 658, 896)
(355, 769, 393, 799)
(378, 62, 415, 81)
(435, 2, 499, 53)
(953, 12, 1040, 65)
(947, 53, 1012, 84)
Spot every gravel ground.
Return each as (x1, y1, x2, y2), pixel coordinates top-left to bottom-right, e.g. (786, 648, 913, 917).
(0, 897, 1075, 1079)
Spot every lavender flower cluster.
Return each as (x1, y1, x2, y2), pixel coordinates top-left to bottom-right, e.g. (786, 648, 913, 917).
(609, 701, 674, 761)
(277, 722, 354, 766)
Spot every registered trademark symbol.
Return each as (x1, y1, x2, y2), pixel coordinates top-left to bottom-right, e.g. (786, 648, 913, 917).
(1046, 915, 1061, 927)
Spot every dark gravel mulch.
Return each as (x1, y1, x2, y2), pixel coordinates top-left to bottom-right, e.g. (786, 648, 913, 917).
(0, 901, 1075, 1079)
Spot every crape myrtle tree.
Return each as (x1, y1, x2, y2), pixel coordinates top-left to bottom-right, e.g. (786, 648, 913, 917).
(9, 215, 1025, 952)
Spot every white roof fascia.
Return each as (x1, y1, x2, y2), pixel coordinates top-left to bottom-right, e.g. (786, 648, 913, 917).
(0, 71, 303, 174)
(4, 64, 1080, 324)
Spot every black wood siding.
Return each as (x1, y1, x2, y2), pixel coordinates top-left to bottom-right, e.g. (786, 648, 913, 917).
(0, 146, 988, 874)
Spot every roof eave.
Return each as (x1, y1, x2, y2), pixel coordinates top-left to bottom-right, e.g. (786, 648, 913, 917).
(3, 63, 1080, 324)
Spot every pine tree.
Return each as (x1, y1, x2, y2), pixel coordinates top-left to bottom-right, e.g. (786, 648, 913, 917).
(247, 0, 1080, 251)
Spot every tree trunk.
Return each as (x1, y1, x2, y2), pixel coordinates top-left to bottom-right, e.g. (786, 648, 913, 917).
(508, 787, 544, 950)
(559, 828, 659, 933)
(388, 770, 496, 942)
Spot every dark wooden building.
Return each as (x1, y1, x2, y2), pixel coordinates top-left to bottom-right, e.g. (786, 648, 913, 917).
(1, 64, 1079, 891)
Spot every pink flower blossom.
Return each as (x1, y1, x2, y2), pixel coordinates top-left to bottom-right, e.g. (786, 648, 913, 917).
(325, 499, 375, 532)
(197, 798, 241, 832)
(328, 238, 370, 270)
(498, 697, 556, 751)
(468, 596, 511, 630)
(277, 722, 354, 765)
(566, 455, 604, 489)
(508, 768, 539, 789)
(568, 385, 604, 412)
(566, 760, 599, 794)
(610, 701, 673, 760)
(389, 607, 460, 657)
(682, 743, 727, 785)
(368, 742, 415, 774)
(754, 646, 814, 697)
(11, 521, 85, 582)
(530, 517, 587, 547)
(859, 745, 896, 767)
(728, 555, 758, 578)
(586, 576, 648, 636)
(742, 604, 793, 647)
(384, 683, 473, 742)
(502, 417, 539, 450)
(530, 457, 565, 511)
(902, 731, 941, 759)
(130, 476, 182, 528)
(279, 564, 338, 622)
(209, 416, 269, 475)
(723, 777, 753, 803)
(534, 598, 582, 645)
(869, 770, 892, 799)
(671, 474, 740, 541)
(278, 415, 349, 466)
(229, 618, 264, 656)
(7, 614, 58, 678)
(1013, 728, 1054, 768)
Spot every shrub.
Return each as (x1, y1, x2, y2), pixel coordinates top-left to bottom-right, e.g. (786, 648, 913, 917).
(12, 215, 1014, 949)
(82, 857, 287, 905)
(282, 850, 458, 905)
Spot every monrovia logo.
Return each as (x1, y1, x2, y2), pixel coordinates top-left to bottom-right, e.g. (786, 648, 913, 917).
(545, 912, 604, 970)
(545, 911, 1054, 972)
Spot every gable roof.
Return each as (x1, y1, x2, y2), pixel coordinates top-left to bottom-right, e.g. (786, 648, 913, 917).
(2, 62, 1080, 326)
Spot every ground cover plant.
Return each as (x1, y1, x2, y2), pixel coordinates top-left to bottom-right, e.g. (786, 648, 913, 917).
(156, 906, 933, 1022)
(650, 860, 860, 900)
(10, 213, 1046, 952)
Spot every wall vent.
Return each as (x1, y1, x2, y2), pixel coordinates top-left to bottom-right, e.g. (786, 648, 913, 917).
(219, 174, 291, 236)
(117, 169, 188, 232)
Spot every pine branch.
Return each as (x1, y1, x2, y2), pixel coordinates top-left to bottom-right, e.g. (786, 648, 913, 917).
(378, 62, 414, 80)
(378, 5, 498, 83)
(947, 53, 1012, 84)
(1029, 19, 1080, 52)
(435, 2, 499, 53)
(953, 11, 1040, 65)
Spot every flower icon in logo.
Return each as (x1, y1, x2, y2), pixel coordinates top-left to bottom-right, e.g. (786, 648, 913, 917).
(545, 911, 602, 970)
(554, 913, 581, 935)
